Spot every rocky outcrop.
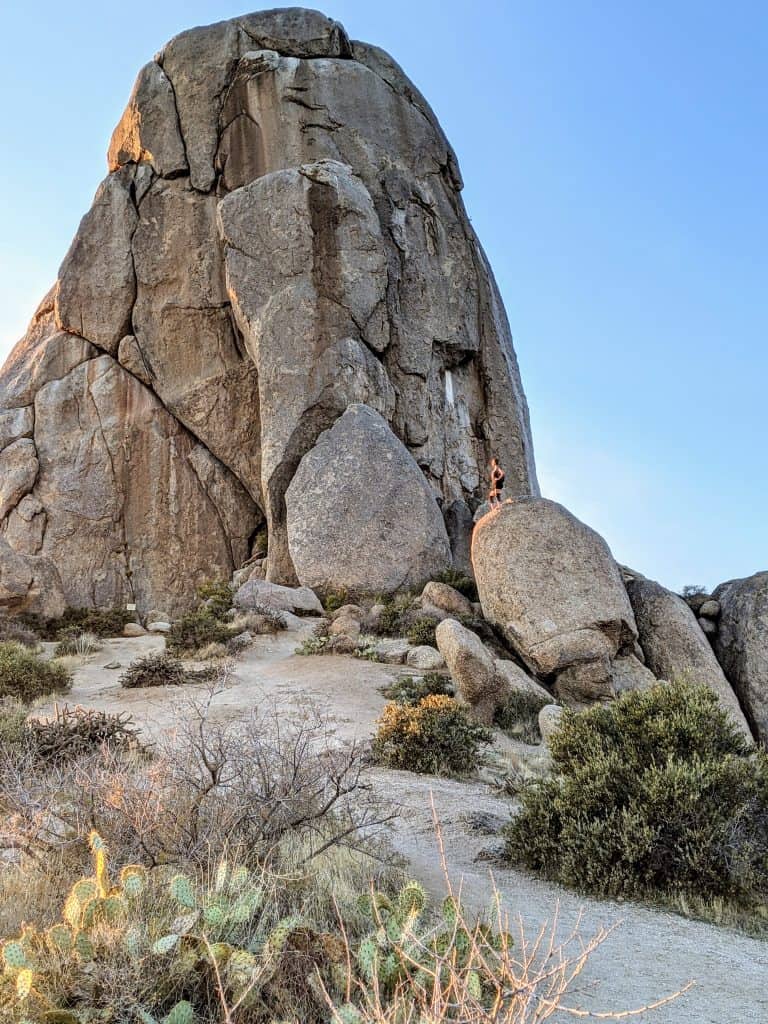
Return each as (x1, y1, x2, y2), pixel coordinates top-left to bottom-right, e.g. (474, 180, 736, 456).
(0, 8, 538, 615)
(625, 572, 751, 737)
(472, 499, 637, 702)
(285, 404, 451, 595)
(712, 572, 768, 743)
(0, 538, 66, 620)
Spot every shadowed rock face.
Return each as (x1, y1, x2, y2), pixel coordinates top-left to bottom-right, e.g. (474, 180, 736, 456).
(0, 7, 538, 613)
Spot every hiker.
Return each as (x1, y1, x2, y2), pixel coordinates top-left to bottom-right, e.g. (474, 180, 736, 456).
(489, 457, 505, 506)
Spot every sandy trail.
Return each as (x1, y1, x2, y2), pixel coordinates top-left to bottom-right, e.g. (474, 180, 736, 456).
(33, 626, 768, 1023)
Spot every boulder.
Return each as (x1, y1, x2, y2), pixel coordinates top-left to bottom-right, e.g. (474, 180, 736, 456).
(406, 646, 446, 671)
(443, 499, 475, 577)
(329, 607, 362, 640)
(699, 599, 721, 619)
(234, 578, 323, 616)
(626, 573, 751, 737)
(421, 581, 473, 620)
(435, 618, 505, 724)
(712, 572, 768, 744)
(472, 499, 637, 690)
(494, 658, 552, 705)
(123, 622, 148, 637)
(369, 638, 410, 664)
(538, 704, 565, 747)
(285, 405, 451, 595)
(610, 653, 659, 695)
(0, 538, 66, 620)
(147, 621, 171, 634)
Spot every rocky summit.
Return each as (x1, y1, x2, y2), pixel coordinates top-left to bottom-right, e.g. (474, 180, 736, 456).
(0, 7, 536, 618)
(0, 7, 765, 749)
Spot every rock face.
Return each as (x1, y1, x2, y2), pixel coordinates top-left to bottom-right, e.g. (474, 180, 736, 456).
(285, 405, 451, 594)
(472, 499, 637, 700)
(625, 572, 751, 737)
(712, 572, 768, 743)
(0, 538, 66, 620)
(0, 9, 538, 615)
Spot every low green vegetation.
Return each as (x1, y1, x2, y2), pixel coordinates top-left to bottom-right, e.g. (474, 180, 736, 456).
(373, 694, 491, 776)
(0, 615, 40, 649)
(432, 568, 478, 602)
(504, 682, 768, 923)
(380, 672, 453, 705)
(405, 615, 440, 648)
(494, 690, 551, 744)
(167, 609, 232, 655)
(0, 642, 72, 702)
(21, 607, 135, 641)
(195, 578, 234, 620)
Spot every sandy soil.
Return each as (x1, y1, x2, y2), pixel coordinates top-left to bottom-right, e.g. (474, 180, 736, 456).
(33, 625, 768, 1023)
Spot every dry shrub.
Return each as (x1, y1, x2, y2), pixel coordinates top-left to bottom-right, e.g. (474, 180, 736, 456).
(118, 652, 214, 689)
(24, 705, 144, 763)
(0, 685, 394, 877)
(230, 606, 287, 635)
(0, 614, 40, 648)
(373, 696, 491, 776)
(52, 629, 102, 658)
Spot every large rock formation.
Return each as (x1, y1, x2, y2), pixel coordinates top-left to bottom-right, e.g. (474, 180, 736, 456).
(471, 498, 638, 703)
(712, 572, 768, 743)
(625, 571, 751, 737)
(0, 8, 538, 614)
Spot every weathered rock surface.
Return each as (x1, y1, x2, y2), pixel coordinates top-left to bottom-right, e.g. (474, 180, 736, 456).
(0, 537, 66, 619)
(233, 578, 323, 615)
(472, 499, 637, 694)
(625, 572, 751, 736)
(0, 439, 38, 521)
(0, 9, 539, 614)
(285, 405, 451, 595)
(712, 572, 768, 743)
(421, 581, 473, 620)
(436, 618, 503, 723)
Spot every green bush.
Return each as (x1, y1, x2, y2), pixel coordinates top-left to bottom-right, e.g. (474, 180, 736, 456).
(196, 578, 233, 621)
(167, 609, 232, 654)
(433, 568, 478, 602)
(53, 630, 102, 659)
(380, 672, 453, 705)
(0, 702, 27, 752)
(494, 690, 551, 744)
(406, 615, 440, 648)
(0, 643, 72, 702)
(22, 607, 134, 641)
(504, 682, 768, 908)
(373, 695, 491, 776)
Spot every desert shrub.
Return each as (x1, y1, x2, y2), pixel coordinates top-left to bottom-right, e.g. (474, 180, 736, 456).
(406, 615, 440, 648)
(0, 642, 71, 702)
(504, 682, 768, 909)
(373, 594, 416, 638)
(373, 695, 491, 776)
(324, 588, 350, 614)
(52, 629, 102, 659)
(119, 652, 212, 689)
(196, 578, 234, 620)
(433, 567, 478, 602)
(0, 690, 391, 878)
(167, 609, 232, 654)
(0, 702, 27, 752)
(494, 690, 551, 744)
(233, 604, 287, 634)
(22, 606, 134, 641)
(380, 672, 453, 705)
(0, 615, 39, 649)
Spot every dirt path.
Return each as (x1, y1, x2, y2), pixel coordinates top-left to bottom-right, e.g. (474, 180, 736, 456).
(35, 627, 768, 1023)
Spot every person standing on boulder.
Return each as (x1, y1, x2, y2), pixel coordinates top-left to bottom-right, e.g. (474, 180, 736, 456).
(489, 457, 505, 507)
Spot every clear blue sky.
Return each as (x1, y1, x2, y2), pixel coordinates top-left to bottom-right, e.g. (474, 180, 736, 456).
(1, 1, 766, 592)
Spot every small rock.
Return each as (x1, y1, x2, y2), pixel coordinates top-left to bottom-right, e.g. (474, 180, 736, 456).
(364, 603, 387, 632)
(104, 661, 121, 670)
(406, 645, 446, 670)
(372, 638, 410, 664)
(421, 580, 473, 619)
(538, 704, 564, 747)
(329, 613, 362, 640)
(123, 622, 147, 637)
(327, 634, 359, 655)
(460, 810, 506, 835)
(147, 621, 171, 633)
(699, 616, 717, 636)
(145, 609, 169, 625)
(699, 599, 721, 619)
